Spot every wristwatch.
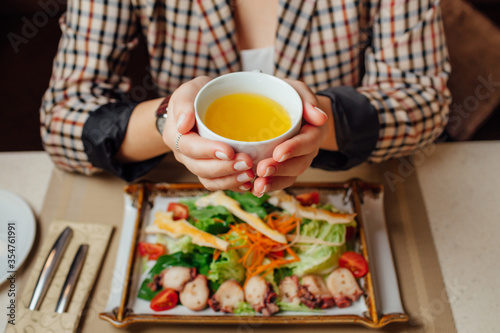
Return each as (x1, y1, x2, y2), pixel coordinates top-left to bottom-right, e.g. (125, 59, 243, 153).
(155, 96, 171, 134)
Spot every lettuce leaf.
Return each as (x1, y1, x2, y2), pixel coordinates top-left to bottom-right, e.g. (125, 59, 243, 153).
(179, 198, 197, 212)
(189, 205, 235, 222)
(287, 220, 346, 276)
(195, 218, 231, 235)
(182, 203, 235, 235)
(156, 234, 194, 254)
(277, 301, 323, 313)
(300, 220, 345, 243)
(208, 250, 245, 291)
(225, 190, 279, 219)
(138, 247, 214, 301)
(273, 267, 293, 286)
(233, 302, 256, 315)
(316, 202, 340, 213)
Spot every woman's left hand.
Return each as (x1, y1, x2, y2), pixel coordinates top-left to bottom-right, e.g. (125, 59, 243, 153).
(252, 79, 330, 197)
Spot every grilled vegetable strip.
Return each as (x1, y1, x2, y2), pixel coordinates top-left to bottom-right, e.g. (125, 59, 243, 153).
(268, 190, 356, 224)
(299, 275, 334, 309)
(208, 279, 245, 313)
(146, 211, 229, 251)
(286, 234, 345, 247)
(179, 274, 210, 311)
(196, 191, 287, 244)
(326, 268, 363, 308)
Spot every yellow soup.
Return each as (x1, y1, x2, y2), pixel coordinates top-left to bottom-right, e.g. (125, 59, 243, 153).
(204, 93, 291, 142)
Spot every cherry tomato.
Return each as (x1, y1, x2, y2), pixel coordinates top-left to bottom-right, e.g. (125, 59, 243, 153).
(269, 249, 285, 258)
(339, 251, 368, 278)
(138, 242, 165, 260)
(295, 192, 320, 206)
(168, 202, 189, 220)
(150, 289, 178, 311)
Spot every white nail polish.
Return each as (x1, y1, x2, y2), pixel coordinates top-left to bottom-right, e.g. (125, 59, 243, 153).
(314, 106, 328, 118)
(237, 173, 252, 183)
(263, 166, 276, 177)
(261, 184, 270, 193)
(239, 185, 249, 191)
(176, 113, 185, 129)
(215, 151, 230, 160)
(234, 161, 250, 171)
(278, 152, 291, 163)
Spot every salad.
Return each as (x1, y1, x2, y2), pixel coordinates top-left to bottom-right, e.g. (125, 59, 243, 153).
(137, 189, 368, 316)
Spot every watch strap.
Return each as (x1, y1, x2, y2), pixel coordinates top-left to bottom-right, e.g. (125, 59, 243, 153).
(155, 95, 171, 134)
(156, 95, 170, 117)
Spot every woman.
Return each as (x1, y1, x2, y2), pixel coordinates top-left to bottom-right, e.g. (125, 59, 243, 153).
(40, 0, 450, 197)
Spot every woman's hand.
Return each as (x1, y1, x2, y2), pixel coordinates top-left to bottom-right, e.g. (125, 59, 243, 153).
(163, 76, 254, 191)
(252, 80, 331, 197)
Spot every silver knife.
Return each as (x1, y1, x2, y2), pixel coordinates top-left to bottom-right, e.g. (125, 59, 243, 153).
(29, 226, 73, 311)
(55, 244, 89, 313)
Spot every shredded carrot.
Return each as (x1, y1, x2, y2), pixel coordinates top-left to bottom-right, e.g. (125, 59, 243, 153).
(265, 212, 299, 234)
(213, 249, 220, 261)
(226, 213, 301, 282)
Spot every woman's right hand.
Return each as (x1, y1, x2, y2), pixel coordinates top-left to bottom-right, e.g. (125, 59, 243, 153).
(162, 76, 254, 192)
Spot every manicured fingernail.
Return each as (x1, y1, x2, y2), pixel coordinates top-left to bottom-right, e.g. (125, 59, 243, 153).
(176, 113, 185, 130)
(215, 151, 230, 160)
(234, 161, 250, 171)
(256, 184, 270, 197)
(278, 152, 291, 163)
(237, 172, 252, 183)
(239, 184, 250, 191)
(263, 166, 276, 177)
(314, 106, 328, 118)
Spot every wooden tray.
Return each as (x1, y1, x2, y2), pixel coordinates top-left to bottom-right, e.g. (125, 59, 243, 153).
(99, 180, 408, 328)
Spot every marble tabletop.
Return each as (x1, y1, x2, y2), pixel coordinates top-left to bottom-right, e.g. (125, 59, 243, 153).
(1, 141, 499, 332)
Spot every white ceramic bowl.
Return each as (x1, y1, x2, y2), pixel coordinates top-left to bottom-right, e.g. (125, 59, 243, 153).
(194, 71, 302, 164)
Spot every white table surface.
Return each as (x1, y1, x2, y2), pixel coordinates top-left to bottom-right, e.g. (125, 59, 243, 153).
(1, 142, 499, 332)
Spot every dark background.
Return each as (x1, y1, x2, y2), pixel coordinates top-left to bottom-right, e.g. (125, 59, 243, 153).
(475, 1, 500, 139)
(0, 0, 499, 152)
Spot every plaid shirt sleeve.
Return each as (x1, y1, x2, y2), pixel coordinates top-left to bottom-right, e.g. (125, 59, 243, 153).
(40, 0, 139, 175)
(358, 0, 451, 162)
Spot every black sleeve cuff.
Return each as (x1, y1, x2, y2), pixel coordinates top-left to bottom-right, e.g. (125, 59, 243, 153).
(313, 86, 379, 170)
(82, 101, 166, 182)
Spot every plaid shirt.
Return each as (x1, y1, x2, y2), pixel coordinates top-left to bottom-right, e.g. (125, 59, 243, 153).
(41, 0, 451, 176)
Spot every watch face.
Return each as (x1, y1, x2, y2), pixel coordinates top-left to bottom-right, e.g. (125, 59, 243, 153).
(156, 114, 167, 134)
